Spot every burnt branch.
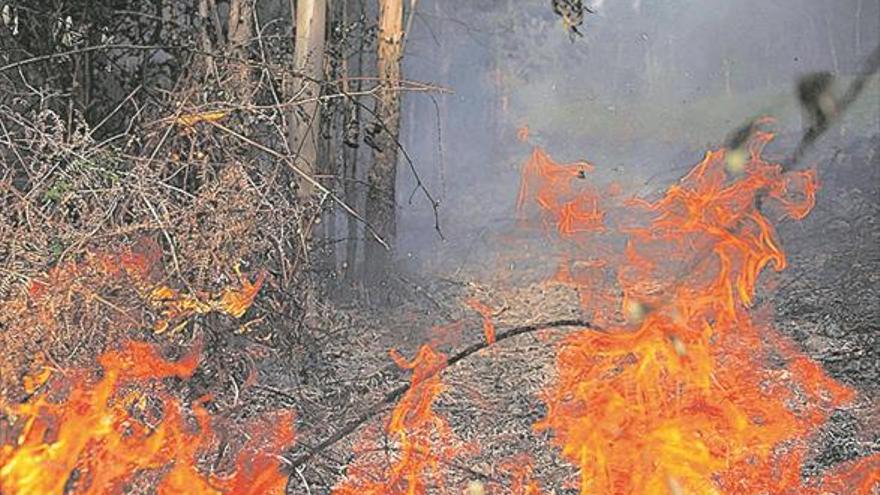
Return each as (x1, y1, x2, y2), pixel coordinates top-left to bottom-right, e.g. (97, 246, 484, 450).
(286, 317, 597, 470)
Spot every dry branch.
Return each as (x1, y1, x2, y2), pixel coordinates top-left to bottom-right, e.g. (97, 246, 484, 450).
(286, 317, 597, 470)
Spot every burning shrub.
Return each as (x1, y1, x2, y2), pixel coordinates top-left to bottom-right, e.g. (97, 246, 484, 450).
(0, 93, 310, 405)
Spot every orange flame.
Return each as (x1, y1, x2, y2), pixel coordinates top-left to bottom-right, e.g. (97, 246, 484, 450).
(466, 299, 497, 344)
(150, 266, 266, 334)
(516, 147, 604, 238)
(0, 341, 294, 495)
(21, 238, 264, 336)
(4, 130, 874, 494)
(333, 345, 460, 495)
(519, 133, 876, 494)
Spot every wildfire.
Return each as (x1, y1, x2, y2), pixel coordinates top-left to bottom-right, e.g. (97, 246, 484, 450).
(0, 341, 294, 495)
(517, 147, 604, 238)
(149, 265, 267, 334)
(1, 130, 875, 494)
(22, 238, 266, 336)
(0, 238, 290, 495)
(519, 130, 878, 493)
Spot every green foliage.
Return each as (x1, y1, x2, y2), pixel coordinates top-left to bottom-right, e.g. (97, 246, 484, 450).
(43, 150, 122, 204)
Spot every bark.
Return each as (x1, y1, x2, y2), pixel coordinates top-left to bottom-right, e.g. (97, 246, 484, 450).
(363, 0, 404, 283)
(196, 0, 218, 78)
(226, 0, 255, 101)
(317, 0, 346, 279)
(318, 111, 336, 272)
(855, 0, 863, 57)
(289, 0, 327, 199)
(343, 0, 365, 281)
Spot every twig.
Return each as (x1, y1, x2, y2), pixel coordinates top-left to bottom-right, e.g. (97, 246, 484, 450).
(0, 44, 169, 74)
(791, 42, 880, 165)
(139, 191, 184, 280)
(294, 467, 312, 495)
(87, 85, 142, 139)
(146, 81, 448, 127)
(354, 97, 445, 240)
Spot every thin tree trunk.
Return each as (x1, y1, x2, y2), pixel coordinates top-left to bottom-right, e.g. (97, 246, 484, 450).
(824, 11, 839, 74)
(723, 58, 732, 97)
(364, 0, 404, 283)
(855, 0, 863, 57)
(196, 0, 215, 77)
(613, 35, 624, 95)
(289, 0, 327, 199)
(437, 0, 450, 200)
(644, 41, 655, 94)
(343, 0, 366, 282)
(227, 0, 255, 102)
(318, 115, 337, 273)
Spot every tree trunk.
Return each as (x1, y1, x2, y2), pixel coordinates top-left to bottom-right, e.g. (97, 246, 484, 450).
(289, 0, 327, 199)
(723, 58, 732, 97)
(436, 0, 450, 200)
(855, 0, 863, 57)
(317, 0, 347, 281)
(363, 0, 404, 283)
(196, 0, 218, 78)
(644, 41, 655, 94)
(343, 0, 365, 282)
(227, 0, 255, 102)
(823, 7, 839, 74)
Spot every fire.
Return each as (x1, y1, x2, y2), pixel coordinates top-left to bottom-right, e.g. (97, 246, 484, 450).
(1, 131, 874, 494)
(21, 238, 265, 336)
(1, 239, 290, 495)
(466, 299, 497, 344)
(516, 147, 604, 238)
(0, 340, 294, 495)
(333, 345, 459, 495)
(149, 264, 267, 334)
(519, 130, 877, 493)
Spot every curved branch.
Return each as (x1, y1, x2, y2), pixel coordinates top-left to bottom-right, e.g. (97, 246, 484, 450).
(286, 317, 598, 470)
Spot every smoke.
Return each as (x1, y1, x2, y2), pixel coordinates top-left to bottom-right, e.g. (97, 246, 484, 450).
(397, 0, 880, 271)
